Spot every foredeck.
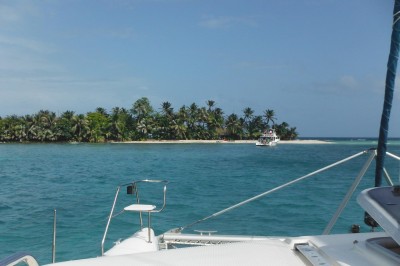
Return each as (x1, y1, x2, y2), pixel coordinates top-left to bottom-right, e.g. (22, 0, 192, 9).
(46, 232, 399, 266)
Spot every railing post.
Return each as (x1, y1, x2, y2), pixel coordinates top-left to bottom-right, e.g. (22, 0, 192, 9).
(101, 186, 121, 255)
(52, 209, 56, 263)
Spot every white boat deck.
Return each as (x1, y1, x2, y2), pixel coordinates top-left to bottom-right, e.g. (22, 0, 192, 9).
(46, 231, 399, 266)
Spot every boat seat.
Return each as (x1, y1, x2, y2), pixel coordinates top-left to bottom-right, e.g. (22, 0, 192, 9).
(124, 204, 156, 212)
(101, 180, 169, 254)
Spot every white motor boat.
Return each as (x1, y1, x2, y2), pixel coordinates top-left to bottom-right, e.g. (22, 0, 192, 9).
(256, 130, 280, 146)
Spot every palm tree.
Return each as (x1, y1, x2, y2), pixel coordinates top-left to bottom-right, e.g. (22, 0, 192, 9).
(14, 123, 26, 141)
(161, 101, 173, 117)
(225, 113, 242, 140)
(131, 97, 154, 120)
(22, 115, 35, 141)
(158, 101, 176, 139)
(110, 107, 133, 141)
(86, 110, 110, 142)
(55, 110, 75, 141)
(61, 110, 75, 120)
(214, 108, 225, 139)
(206, 104, 224, 140)
(175, 106, 189, 140)
(206, 100, 215, 112)
(249, 115, 264, 139)
(0, 98, 299, 142)
(3, 115, 22, 141)
(187, 103, 199, 139)
(177, 106, 188, 123)
(287, 127, 298, 140)
(131, 97, 154, 140)
(71, 114, 89, 142)
(171, 119, 187, 139)
(264, 109, 276, 129)
(243, 107, 254, 139)
(275, 122, 289, 140)
(196, 107, 209, 139)
(95, 107, 108, 117)
(243, 107, 254, 120)
(33, 110, 57, 141)
(136, 116, 153, 140)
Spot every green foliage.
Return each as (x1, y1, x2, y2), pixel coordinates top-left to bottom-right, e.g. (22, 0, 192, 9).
(0, 99, 298, 142)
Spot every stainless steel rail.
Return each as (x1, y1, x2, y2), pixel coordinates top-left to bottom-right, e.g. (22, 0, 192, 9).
(52, 209, 56, 263)
(101, 186, 121, 256)
(0, 252, 39, 266)
(176, 148, 400, 236)
(178, 150, 368, 233)
(323, 150, 377, 234)
(101, 179, 168, 255)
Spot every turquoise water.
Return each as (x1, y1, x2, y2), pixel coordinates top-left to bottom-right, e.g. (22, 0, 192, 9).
(1, 141, 400, 264)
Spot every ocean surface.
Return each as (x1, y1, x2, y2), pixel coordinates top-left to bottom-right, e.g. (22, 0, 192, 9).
(1, 139, 400, 264)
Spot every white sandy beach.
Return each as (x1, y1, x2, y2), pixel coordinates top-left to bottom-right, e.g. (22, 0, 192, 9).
(117, 139, 330, 144)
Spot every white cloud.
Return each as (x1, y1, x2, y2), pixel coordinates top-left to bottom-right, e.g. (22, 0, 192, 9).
(0, 75, 152, 115)
(0, 34, 61, 81)
(309, 75, 363, 95)
(339, 75, 358, 90)
(0, 35, 54, 53)
(61, 27, 137, 40)
(0, 1, 39, 25)
(232, 61, 287, 70)
(198, 15, 257, 29)
(0, 5, 21, 23)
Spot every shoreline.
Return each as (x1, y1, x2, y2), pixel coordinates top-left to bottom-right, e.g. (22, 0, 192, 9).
(113, 139, 331, 144)
(0, 139, 331, 144)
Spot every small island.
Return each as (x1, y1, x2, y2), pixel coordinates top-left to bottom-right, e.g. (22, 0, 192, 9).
(0, 97, 298, 143)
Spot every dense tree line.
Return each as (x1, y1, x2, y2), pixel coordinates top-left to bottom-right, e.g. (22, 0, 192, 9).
(0, 97, 298, 143)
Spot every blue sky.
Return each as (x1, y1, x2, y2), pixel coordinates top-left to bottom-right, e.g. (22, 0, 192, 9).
(0, 0, 398, 137)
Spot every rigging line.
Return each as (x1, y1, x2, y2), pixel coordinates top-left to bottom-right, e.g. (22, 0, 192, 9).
(323, 150, 376, 235)
(108, 209, 125, 220)
(386, 151, 400, 184)
(387, 151, 400, 160)
(178, 150, 368, 232)
(394, 11, 400, 25)
(394, 18, 400, 26)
